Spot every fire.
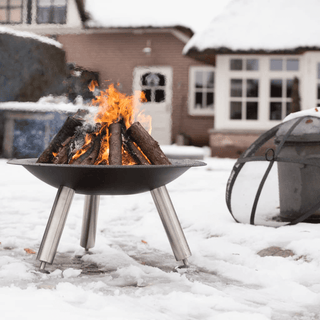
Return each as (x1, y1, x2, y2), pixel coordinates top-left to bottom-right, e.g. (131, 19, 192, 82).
(70, 82, 152, 165)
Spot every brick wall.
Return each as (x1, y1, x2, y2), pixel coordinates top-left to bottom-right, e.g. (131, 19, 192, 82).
(57, 31, 214, 146)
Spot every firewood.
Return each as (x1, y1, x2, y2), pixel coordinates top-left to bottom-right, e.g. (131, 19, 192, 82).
(121, 123, 150, 165)
(109, 122, 122, 165)
(126, 122, 171, 165)
(80, 135, 101, 165)
(70, 133, 101, 165)
(53, 136, 73, 164)
(37, 110, 86, 163)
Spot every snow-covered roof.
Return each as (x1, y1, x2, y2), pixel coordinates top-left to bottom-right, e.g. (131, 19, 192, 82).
(84, 0, 231, 34)
(0, 26, 62, 48)
(183, 0, 320, 54)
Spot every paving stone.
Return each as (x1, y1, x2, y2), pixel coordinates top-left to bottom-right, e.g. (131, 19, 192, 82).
(257, 246, 294, 258)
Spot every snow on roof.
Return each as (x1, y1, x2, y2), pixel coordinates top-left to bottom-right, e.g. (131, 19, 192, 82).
(84, 0, 231, 34)
(0, 26, 62, 48)
(0, 97, 95, 113)
(183, 0, 320, 54)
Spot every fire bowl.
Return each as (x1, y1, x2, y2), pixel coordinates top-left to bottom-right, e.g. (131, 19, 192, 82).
(8, 158, 206, 195)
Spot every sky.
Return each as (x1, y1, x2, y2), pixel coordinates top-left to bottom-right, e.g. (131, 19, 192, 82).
(84, 0, 233, 34)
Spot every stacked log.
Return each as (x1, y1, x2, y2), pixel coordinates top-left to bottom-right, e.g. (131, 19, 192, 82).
(37, 110, 171, 166)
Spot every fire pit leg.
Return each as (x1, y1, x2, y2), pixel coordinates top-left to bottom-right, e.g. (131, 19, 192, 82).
(37, 186, 75, 273)
(80, 195, 100, 251)
(150, 186, 191, 268)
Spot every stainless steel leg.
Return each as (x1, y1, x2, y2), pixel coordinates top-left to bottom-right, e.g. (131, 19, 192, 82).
(37, 186, 75, 271)
(150, 185, 191, 266)
(80, 195, 100, 250)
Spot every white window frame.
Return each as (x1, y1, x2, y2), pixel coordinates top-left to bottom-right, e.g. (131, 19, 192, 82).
(188, 66, 215, 116)
(215, 55, 302, 131)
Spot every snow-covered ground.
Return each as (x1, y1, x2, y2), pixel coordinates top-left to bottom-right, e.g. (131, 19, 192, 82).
(1, 155, 320, 319)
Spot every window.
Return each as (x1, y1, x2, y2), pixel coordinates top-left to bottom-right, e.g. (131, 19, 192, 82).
(37, 0, 67, 24)
(270, 58, 299, 71)
(230, 58, 259, 71)
(140, 72, 166, 103)
(269, 79, 293, 120)
(189, 66, 215, 115)
(230, 78, 259, 120)
(0, 0, 23, 24)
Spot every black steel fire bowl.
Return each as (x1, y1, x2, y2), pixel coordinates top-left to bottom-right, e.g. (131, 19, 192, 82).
(8, 158, 206, 195)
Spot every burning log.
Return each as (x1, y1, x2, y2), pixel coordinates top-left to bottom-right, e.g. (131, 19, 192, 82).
(70, 133, 101, 165)
(53, 136, 73, 164)
(37, 110, 87, 163)
(126, 122, 171, 165)
(121, 124, 150, 165)
(109, 122, 122, 165)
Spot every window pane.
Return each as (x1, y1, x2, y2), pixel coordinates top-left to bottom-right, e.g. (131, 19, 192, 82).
(246, 59, 259, 71)
(318, 63, 320, 80)
(270, 79, 282, 97)
(145, 73, 160, 87)
(37, 7, 50, 23)
(286, 79, 293, 98)
(286, 59, 299, 71)
(195, 92, 203, 109)
(206, 71, 214, 88)
(55, 0, 67, 5)
(143, 89, 151, 102)
(10, 8, 22, 23)
(52, 6, 66, 23)
(270, 102, 282, 120)
(157, 74, 165, 86)
(206, 92, 214, 109)
(270, 59, 283, 71)
(230, 59, 242, 71)
(155, 90, 165, 103)
(246, 102, 258, 120)
(38, 0, 51, 6)
(246, 79, 259, 97)
(230, 79, 242, 97)
(230, 102, 242, 119)
(195, 71, 203, 88)
(318, 83, 320, 100)
(0, 0, 7, 6)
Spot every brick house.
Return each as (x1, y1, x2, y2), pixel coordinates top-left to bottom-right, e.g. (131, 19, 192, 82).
(183, 0, 320, 157)
(2, 0, 215, 147)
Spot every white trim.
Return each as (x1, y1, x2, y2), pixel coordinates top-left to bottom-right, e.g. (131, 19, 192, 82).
(188, 65, 215, 116)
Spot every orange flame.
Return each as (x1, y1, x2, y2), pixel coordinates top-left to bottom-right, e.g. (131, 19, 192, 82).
(70, 82, 151, 165)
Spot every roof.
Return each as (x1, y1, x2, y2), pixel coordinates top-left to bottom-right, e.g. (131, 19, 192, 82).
(83, 0, 231, 34)
(183, 0, 320, 55)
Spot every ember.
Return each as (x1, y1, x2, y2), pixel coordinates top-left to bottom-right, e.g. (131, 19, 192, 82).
(37, 82, 171, 166)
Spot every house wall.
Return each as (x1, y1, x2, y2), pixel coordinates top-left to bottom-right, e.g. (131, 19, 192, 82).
(56, 31, 213, 146)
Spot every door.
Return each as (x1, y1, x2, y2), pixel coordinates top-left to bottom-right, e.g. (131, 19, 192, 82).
(133, 66, 172, 145)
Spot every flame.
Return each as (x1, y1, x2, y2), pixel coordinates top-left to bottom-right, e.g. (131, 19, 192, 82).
(88, 80, 98, 92)
(70, 82, 152, 165)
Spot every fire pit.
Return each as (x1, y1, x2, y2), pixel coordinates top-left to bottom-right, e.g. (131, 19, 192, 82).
(8, 158, 205, 272)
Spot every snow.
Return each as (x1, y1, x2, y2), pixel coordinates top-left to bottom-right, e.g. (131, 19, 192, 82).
(85, 0, 232, 34)
(0, 96, 96, 114)
(0, 26, 62, 48)
(183, 0, 320, 53)
(1, 155, 320, 319)
(284, 107, 320, 122)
